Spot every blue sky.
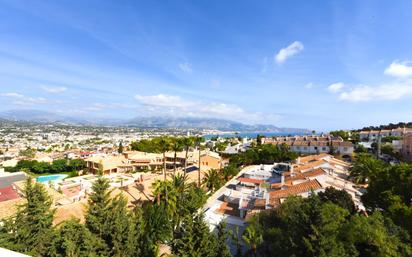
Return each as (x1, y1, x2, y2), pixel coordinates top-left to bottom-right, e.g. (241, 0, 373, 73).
(0, 0, 412, 131)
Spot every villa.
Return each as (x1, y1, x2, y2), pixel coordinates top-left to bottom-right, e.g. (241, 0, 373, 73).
(204, 154, 363, 229)
(261, 135, 354, 156)
(359, 127, 412, 141)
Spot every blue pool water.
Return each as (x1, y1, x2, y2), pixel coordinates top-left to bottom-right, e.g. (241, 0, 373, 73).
(36, 174, 68, 183)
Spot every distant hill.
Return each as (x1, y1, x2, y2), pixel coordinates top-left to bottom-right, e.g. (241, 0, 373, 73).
(124, 116, 309, 133)
(0, 110, 83, 124)
(0, 109, 310, 133)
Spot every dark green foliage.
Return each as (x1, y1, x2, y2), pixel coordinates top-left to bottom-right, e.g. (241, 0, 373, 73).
(5, 158, 86, 174)
(330, 130, 350, 140)
(172, 213, 218, 257)
(358, 122, 412, 131)
(319, 187, 356, 214)
(118, 141, 124, 153)
(203, 169, 223, 193)
(350, 153, 387, 183)
(221, 164, 239, 181)
(354, 144, 368, 153)
(85, 177, 111, 237)
(381, 136, 401, 143)
(249, 194, 412, 257)
(0, 178, 54, 256)
(140, 203, 172, 256)
(216, 222, 232, 257)
(51, 159, 69, 173)
(46, 219, 103, 257)
(362, 163, 412, 236)
(229, 143, 298, 167)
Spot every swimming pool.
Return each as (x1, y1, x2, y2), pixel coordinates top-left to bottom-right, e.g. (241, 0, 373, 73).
(36, 174, 68, 183)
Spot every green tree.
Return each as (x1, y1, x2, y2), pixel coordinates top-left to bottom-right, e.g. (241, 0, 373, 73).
(47, 219, 103, 257)
(32, 161, 52, 174)
(118, 141, 124, 154)
(216, 222, 232, 257)
(202, 169, 223, 193)
(104, 195, 132, 256)
(350, 153, 387, 184)
(172, 213, 217, 257)
(181, 137, 194, 175)
(319, 187, 356, 214)
(242, 225, 263, 256)
(0, 178, 54, 256)
(52, 159, 69, 173)
(341, 212, 412, 257)
(85, 177, 111, 255)
(171, 137, 184, 175)
(362, 163, 412, 236)
(194, 136, 205, 187)
(68, 158, 86, 171)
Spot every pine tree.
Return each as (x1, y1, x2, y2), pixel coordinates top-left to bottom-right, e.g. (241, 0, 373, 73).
(105, 195, 132, 256)
(172, 213, 218, 257)
(0, 178, 55, 256)
(85, 177, 111, 254)
(46, 219, 104, 257)
(118, 141, 124, 154)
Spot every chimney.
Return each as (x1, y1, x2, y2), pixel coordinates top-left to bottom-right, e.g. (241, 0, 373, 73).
(281, 175, 285, 186)
(297, 157, 301, 165)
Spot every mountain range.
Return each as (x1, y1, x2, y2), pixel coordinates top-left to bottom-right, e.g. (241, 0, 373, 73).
(0, 109, 310, 133)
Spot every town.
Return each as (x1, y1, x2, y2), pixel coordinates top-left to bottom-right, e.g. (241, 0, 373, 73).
(1, 121, 412, 256)
(1, 1, 412, 256)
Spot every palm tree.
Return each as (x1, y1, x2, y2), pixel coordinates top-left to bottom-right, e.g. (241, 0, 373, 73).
(202, 169, 222, 193)
(181, 137, 194, 175)
(156, 136, 172, 202)
(171, 138, 184, 175)
(194, 136, 204, 187)
(170, 173, 189, 230)
(242, 226, 263, 256)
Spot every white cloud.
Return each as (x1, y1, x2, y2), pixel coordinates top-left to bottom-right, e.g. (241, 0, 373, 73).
(41, 85, 67, 93)
(178, 62, 192, 73)
(275, 41, 304, 64)
(338, 82, 412, 102)
(384, 61, 412, 78)
(328, 59, 412, 102)
(134, 93, 281, 124)
(0, 92, 50, 106)
(135, 94, 193, 108)
(1, 92, 24, 98)
(327, 82, 345, 93)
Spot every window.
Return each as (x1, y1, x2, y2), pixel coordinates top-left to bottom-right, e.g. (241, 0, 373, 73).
(322, 147, 326, 151)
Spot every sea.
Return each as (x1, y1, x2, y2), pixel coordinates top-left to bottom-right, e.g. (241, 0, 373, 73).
(203, 131, 308, 140)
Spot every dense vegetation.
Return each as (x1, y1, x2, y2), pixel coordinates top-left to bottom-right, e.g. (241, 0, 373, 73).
(247, 191, 412, 257)
(357, 122, 412, 131)
(1, 137, 411, 256)
(0, 176, 231, 257)
(4, 158, 86, 175)
(229, 143, 298, 166)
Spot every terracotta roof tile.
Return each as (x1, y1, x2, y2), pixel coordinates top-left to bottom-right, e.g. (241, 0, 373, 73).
(269, 179, 323, 199)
